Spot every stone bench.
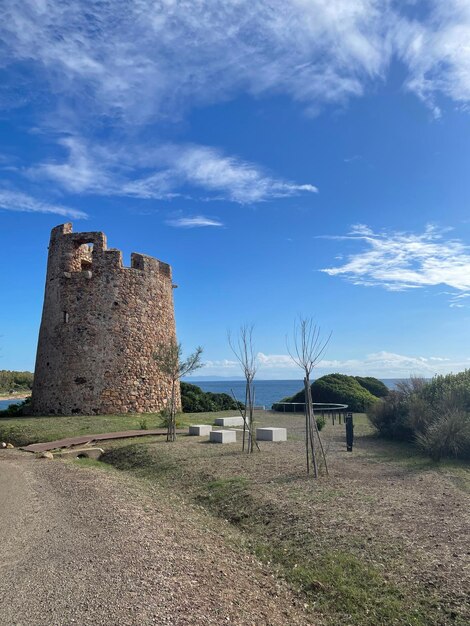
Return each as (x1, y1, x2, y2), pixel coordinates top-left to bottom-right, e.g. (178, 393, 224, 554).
(189, 424, 212, 436)
(209, 430, 237, 444)
(256, 427, 287, 442)
(214, 416, 244, 427)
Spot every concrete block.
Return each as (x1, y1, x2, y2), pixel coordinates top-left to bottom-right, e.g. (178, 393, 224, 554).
(256, 427, 287, 442)
(209, 430, 237, 444)
(189, 424, 212, 436)
(56, 447, 104, 460)
(214, 416, 244, 427)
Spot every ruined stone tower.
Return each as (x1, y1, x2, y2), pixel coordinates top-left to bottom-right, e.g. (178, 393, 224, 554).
(32, 223, 180, 415)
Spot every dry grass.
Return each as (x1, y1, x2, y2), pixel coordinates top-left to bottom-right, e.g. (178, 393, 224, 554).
(99, 411, 470, 626)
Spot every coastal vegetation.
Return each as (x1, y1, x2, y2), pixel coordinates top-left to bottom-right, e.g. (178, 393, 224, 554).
(273, 373, 386, 412)
(180, 382, 240, 413)
(369, 372, 470, 461)
(0, 370, 33, 394)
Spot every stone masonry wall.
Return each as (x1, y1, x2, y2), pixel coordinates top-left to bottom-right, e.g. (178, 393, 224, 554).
(31, 223, 180, 415)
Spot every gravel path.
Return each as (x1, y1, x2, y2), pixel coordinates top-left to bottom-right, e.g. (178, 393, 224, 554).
(0, 450, 312, 626)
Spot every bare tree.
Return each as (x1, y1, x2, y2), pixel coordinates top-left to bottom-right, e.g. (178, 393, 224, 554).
(287, 317, 331, 477)
(154, 341, 203, 442)
(228, 325, 258, 453)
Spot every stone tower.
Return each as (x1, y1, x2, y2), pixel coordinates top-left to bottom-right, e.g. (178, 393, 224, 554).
(31, 223, 180, 415)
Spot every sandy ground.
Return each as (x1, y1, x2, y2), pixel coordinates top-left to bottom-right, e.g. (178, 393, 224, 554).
(0, 393, 30, 401)
(0, 449, 312, 626)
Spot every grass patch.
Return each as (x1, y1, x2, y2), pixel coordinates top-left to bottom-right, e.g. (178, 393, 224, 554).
(254, 544, 422, 626)
(101, 443, 178, 477)
(0, 410, 237, 446)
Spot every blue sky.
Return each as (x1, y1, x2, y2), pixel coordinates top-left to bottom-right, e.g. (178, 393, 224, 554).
(1, 0, 470, 379)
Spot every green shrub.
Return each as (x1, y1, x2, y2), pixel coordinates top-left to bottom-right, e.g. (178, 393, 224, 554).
(354, 376, 389, 398)
(368, 392, 413, 441)
(180, 382, 241, 413)
(273, 374, 380, 412)
(368, 373, 470, 461)
(416, 408, 470, 461)
(316, 413, 326, 431)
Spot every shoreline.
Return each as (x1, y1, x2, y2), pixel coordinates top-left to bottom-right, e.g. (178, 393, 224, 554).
(0, 393, 31, 402)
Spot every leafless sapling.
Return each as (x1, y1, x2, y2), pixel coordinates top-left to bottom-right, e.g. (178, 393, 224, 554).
(287, 317, 331, 477)
(154, 341, 203, 442)
(228, 325, 258, 453)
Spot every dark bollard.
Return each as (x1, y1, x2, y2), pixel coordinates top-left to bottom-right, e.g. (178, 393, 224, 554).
(346, 412, 354, 451)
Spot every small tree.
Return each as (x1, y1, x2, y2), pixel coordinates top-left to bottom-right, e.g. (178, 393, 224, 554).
(228, 324, 257, 453)
(154, 341, 203, 442)
(287, 317, 331, 477)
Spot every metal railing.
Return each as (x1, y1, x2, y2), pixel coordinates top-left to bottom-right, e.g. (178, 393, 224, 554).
(272, 402, 349, 424)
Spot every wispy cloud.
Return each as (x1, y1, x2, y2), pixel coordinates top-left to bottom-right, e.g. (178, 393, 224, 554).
(127, 145, 318, 203)
(30, 139, 318, 204)
(2, 2, 470, 129)
(31, 137, 113, 194)
(321, 224, 470, 303)
(166, 215, 224, 229)
(0, 189, 87, 219)
(0, 1, 392, 124)
(399, 1, 470, 116)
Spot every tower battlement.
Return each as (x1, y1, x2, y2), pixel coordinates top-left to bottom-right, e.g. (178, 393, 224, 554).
(32, 223, 179, 416)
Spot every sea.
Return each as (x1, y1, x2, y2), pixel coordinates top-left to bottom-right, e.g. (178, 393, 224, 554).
(0, 379, 402, 412)
(186, 378, 403, 409)
(0, 397, 29, 411)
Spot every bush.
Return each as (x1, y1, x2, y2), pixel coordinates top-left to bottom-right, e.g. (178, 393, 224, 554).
(368, 378, 425, 441)
(368, 373, 470, 461)
(354, 377, 389, 398)
(273, 374, 380, 412)
(0, 370, 33, 393)
(0, 397, 31, 417)
(180, 382, 241, 413)
(416, 408, 470, 462)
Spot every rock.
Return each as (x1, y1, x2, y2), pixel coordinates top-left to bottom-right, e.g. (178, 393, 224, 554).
(6, 443, 14, 449)
(39, 451, 54, 460)
(1, 442, 6, 448)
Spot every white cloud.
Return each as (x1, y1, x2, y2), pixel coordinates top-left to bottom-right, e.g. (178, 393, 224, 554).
(128, 145, 318, 203)
(321, 224, 470, 302)
(30, 139, 317, 204)
(399, 1, 470, 115)
(2, 1, 470, 128)
(32, 137, 113, 194)
(0, 1, 392, 123)
(0, 189, 87, 219)
(200, 350, 470, 379)
(166, 215, 224, 228)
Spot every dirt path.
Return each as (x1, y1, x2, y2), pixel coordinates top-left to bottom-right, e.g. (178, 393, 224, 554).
(0, 450, 312, 626)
